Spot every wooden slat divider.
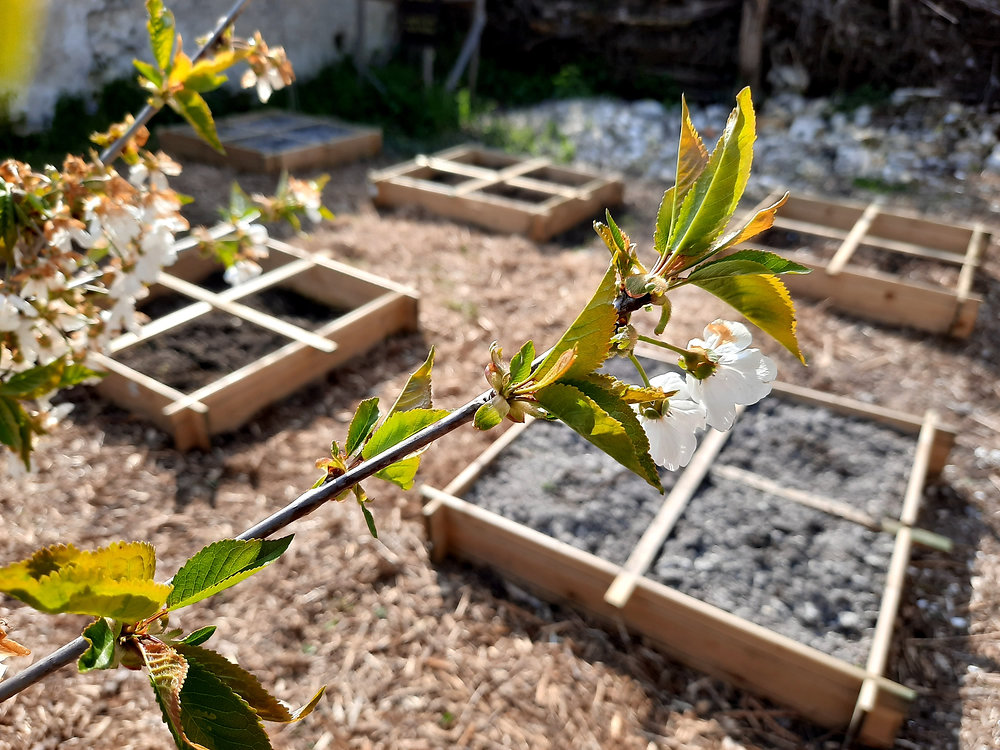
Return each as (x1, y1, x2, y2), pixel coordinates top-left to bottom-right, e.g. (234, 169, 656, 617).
(955, 222, 988, 300)
(826, 198, 883, 275)
(851, 411, 938, 738)
(604, 421, 739, 609)
(710, 464, 952, 552)
(157, 273, 337, 353)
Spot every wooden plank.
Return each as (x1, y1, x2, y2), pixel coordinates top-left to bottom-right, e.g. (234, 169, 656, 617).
(157, 273, 338, 353)
(421, 486, 914, 736)
(604, 423, 738, 608)
(851, 411, 937, 744)
(710, 464, 952, 552)
(769, 250, 965, 335)
(955, 223, 988, 300)
(165, 291, 416, 435)
(826, 198, 883, 275)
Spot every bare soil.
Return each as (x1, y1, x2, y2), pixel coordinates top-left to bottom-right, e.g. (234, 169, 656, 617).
(1, 149, 999, 750)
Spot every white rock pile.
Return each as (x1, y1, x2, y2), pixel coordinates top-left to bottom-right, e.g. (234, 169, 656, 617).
(476, 89, 1000, 212)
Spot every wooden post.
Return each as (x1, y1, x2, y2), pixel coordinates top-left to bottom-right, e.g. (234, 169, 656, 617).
(827, 198, 883, 275)
(737, 0, 770, 91)
(605, 422, 739, 608)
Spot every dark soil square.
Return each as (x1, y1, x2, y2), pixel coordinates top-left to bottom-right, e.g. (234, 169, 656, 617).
(232, 133, 308, 154)
(285, 124, 352, 144)
(851, 245, 960, 287)
(718, 398, 914, 519)
(239, 286, 348, 331)
(478, 182, 552, 205)
(650, 476, 892, 665)
(462, 418, 681, 566)
(137, 288, 198, 321)
(424, 170, 473, 187)
(114, 311, 292, 393)
(521, 166, 593, 187)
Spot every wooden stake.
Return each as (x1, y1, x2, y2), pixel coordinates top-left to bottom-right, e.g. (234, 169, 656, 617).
(604, 420, 740, 609)
(826, 198, 883, 275)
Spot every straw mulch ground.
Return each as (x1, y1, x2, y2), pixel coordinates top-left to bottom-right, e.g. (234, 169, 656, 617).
(1, 154, 998, 750)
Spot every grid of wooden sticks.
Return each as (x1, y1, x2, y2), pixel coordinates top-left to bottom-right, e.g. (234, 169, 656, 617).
(369, 144, 626, 241)
(93, 236, 418, 450)
(744, 191, 991, 338)
(420, 345, 957, 748)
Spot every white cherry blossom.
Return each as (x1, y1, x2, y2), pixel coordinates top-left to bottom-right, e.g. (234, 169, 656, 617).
(635, 371, 707, 471)
(685, 319, 777, 431)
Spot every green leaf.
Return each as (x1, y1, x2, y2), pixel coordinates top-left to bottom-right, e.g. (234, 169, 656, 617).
(181, 60, 229, 94)
(166, 537, 292, 611)
(668, 87, 756, 262)
(536, 382, 661, 491)
(345, 397, 380, 456)
(374, 455, 421, 490)
(79, 618, 118, 672)
(386, 347, 436, 415)
(360, 502, 378, 539)
(170, 89, 224, 153)
(604, 210, 628, 254)
(0, 396, 25, 456)
(60, 362, 105, 388)
(535, 263, 618, 382)
(0, 541, 170, 621)
(571, 377, 661, 490)
(508, 340, 535, 384)
(691, 273, 805, 364)
(176, 643, 325, 724)
(133, 58, 163, 87)
(655, 96, 710, 255)
(0, 358, 65, 398)
(362, 408, 450, 460)
(473, 397, 509, 431)
(178, 626, 217, 647)
(0, 182, 17, 261)
(695, 248, 810, 277)
(145, 0, 175, 71)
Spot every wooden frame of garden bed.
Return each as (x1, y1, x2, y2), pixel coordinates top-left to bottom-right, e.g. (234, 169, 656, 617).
(743, 191, 990, 338)
(420, 355, 956, 747)
(92, 237, 418, 451)
(158, 110, 383, 172)
(369, 144, 625, 241)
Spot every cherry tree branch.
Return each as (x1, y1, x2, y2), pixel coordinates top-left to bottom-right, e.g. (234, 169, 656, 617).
(99, 0, 253, 165)
(0, 389, 490, 702)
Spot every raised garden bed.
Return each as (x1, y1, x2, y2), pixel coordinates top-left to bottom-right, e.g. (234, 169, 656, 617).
(743, 191, 990, 337)
(92, 238, 418, 450)
(369, 144, 625, 241)
(157, 110, 382, 172)
(420, 349, 956, 747)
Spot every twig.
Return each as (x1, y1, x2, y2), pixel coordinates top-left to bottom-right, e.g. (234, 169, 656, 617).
(0, 387, 491, 702)
(98, 0, 254, 166)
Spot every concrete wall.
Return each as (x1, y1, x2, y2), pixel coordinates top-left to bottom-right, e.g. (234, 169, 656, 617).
(3, 0, 396, 128)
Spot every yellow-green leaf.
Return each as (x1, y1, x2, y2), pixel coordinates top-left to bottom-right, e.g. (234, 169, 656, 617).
(0, 541, 170, 621)
(79, 618, 118, 672)
(374, 455, 421, 490)
(176, 642, 325, 724)
(691, 273, 805, 364)
(145, 0, 175, 72)
(386, 347, 436, 415)
(655, 96, 710, 255)
(536, 382, 661, 491)
(668, 87, 756, 261)
(535, 263, 618, 382)
(169, 88, 223, 153)
(345, 397, 380, 457)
